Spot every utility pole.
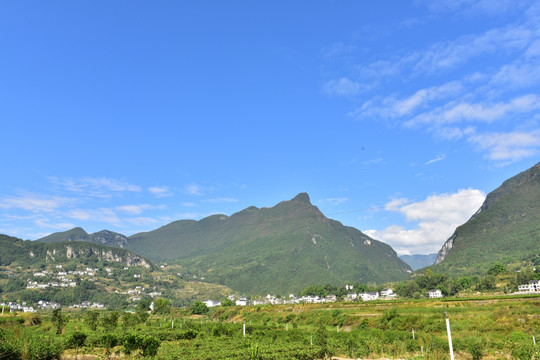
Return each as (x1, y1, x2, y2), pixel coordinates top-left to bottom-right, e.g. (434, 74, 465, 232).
(445, 312, 455, 360)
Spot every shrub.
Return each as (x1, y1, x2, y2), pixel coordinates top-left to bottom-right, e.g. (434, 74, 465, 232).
(465, 337, 485, 360)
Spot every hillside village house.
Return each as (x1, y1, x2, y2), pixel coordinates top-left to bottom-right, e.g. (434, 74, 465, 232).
(360, 292, 379, 301)
(203, 300, 221, 308)
(380, 288, 397, 298)
(428, 289, 443, 298)
(517, 279, 540, 293)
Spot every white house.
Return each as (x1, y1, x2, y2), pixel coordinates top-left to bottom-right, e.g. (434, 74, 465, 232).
(428, 289, 443, 298)
(236, 297, 248, 306)
(360, 292, 379, 301)
(203, 300, 221, 308)
(518, 280, 540, 293)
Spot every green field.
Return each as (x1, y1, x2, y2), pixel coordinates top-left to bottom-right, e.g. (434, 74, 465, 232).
(1, 295, 538, 360)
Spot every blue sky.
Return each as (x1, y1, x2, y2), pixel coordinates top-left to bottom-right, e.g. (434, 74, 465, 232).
(1, 1, 539, 255)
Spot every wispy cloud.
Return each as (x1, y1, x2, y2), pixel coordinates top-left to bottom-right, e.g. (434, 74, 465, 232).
(406, 94, 540, 127)
(324, 198, 349, 206)
(468, 130, 540, 163)
(336, 1, 540, 166)
(425, 154, 446, 165)
(183, 184, 207, 196)
(322, 78, 362, 97)
(49, 177, 142, 197)
(148, 186, 173, 197)
(66, 208, 121, 225)
(0, 193, 76, 213)
(115, 204, 166, 215)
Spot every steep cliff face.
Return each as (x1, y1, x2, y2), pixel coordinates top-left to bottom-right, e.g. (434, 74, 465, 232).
(62, 244, 150, 268)
(435, 233, 456, 265)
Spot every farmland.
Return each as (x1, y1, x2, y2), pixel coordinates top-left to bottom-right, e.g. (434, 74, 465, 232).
(1, 294, 538, 360)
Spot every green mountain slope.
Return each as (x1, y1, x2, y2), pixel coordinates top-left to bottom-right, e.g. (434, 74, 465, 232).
(433, 162, 540, 274)
(127, 193, 412, 294)
(39, 227, 128, 248)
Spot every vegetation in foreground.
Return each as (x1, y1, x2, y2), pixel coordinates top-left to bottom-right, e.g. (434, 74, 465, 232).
(1, 295, 538, 360)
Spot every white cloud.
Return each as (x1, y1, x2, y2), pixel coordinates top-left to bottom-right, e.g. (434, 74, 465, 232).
(148, 186, 173, 197)
(365, 189, 485, 254)
(322, 78, 362, 97)
(34, 218, 76, 230)
(0, 194, 76, 213)
(124, 217, 161, 226)
(183, 184, 205, 196)
(66, 208, 121, 225)
(407, 94, 540, 127)
(425, 154, 446, 165)
(411, 25, 532, 75)
(49, 177, 141, 197)
(384, 198, 409, 211)
(115, 204, 166, 215)
(491, 61, 540, 89)
(468, 130, 540, 162)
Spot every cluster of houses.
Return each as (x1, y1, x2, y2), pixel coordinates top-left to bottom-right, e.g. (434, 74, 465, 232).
(517, 279, 540, 294)
(116, 286, 162, 302)
(0, 300, 106, 313)
(69, 301, 106, 309)
(203, 288, 398, 308)
(27, 266, 101, 289)
(1, 302, 37, 313)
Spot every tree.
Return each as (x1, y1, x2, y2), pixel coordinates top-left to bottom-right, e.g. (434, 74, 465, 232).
(67, 331, 87, 360)
(51, 308, 66, 335)
(121, 312, 140, 333)
(84, 310, 100, 331)
(190, 301, 209, 315)
(136, 297, 152, 323)
(100, 311, 119, 332)
(101, 334, 118, 359)
(487, 263, 507, 276)
(315, 323, 331, 359)
(477, 276, 496, 291)
(221, 298, 234, 307)
(152, 298, 171, 315)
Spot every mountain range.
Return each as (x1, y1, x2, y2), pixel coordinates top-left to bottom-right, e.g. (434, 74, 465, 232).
(16, 161, 540, 294)
(399, 254, 437, 271)
(39, 193, 412, 294)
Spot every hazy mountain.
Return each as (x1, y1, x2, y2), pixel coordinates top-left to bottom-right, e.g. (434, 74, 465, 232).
(433, 162, 540, 274)
(399, 253, 437, 271)
(126, 193, 412, 294)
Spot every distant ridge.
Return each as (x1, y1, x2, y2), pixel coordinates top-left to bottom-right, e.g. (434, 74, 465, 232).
(399, 253, 437, 271)
(433, 162, 540, 274)
(40, 227, 128, 248)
